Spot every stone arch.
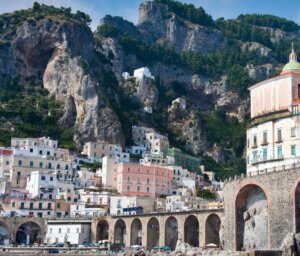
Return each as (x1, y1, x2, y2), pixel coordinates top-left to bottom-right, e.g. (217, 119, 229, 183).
(16, 221, 42, 245)
(147, 217, 159, 249)
(205, 213, 221, 247)
(165, 216, 178, 250)
(184, 215, 199, 247)
(235, 184, 269, 251)
(114, 219, 126, 246)
(96, 219, 109, 242)
(130, 218, 142, 246)
(0, 221, 10, 245)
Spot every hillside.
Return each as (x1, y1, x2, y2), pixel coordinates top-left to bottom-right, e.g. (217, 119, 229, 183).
(0, 1, 300, 179)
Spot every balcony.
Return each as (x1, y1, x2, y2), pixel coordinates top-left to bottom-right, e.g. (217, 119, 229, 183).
(251, 143, 257, 149)
(261, 140, 268, 146)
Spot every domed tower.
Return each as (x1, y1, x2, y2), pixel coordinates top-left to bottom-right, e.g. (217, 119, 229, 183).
(281, 43, 300, 74)
(246, 44, 300, 174)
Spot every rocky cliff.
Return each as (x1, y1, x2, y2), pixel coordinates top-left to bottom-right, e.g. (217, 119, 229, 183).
(1, 1, 300, 178)
(0, 5, 124, 147)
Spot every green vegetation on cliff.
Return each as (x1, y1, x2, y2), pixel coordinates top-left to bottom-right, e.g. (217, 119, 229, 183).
(237, 14, 300, 32)
(0, 79, 75, 149)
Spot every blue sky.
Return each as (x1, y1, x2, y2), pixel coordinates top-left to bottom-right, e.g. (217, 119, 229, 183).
(1, 0, 300, 31)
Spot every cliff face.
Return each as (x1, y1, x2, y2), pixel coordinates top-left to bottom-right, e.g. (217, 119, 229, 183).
(0, 13, 124, 147)
(138, 1, 226, 54)
(1, 1, 300, 174)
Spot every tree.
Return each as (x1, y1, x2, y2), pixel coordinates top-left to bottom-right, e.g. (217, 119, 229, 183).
(32, 2, 41, 11)
(196, 189, 217, 200)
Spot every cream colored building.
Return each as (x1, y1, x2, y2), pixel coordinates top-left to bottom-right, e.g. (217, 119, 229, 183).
(0, 154, 72, 188)
(247, 46, 300, 173)
(82, 142, 129, 163)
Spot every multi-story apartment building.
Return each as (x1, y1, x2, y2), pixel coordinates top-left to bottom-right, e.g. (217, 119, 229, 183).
(116, 163, 173, 197)
(3, 155, 72, 188)
(247, 46, 300, 173)
(81, 142, 129, 163)
(26, 170, 57, 200)
(110, 195, 156, 215)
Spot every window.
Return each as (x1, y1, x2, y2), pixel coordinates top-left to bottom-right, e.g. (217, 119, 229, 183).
(5, 161, 9, 165)
(65, 165, 69, 170)
(127, 185, 130, 191)
(291, 145, 296, 156)
(262, 148, 268, 161)
(39, 203, 42, 209)
(59, 228, 61, 234)
(293, 105, 299, 114)
(39, 162, 43, 168)
(20, 202, 24, 209)
(263, 131, 268, 144)
(48, 163, 52, 169)
(253, 135, 257, 147)
(57, 203, 61, 209)
(18, 160, 22, 167)
(50, 177, 53, 181)
(41, 176, 46, 181)
(277, 145, 283, 158)
(39, 150, 43, 155)
(298, 84, 300, 99)
(30, 202, 33, 209)
(47, 151, 50, 156)
(30, 148, 33, 153)
(291, 127, 296, 137)
(252, 150, 258, 163)
(147, 178, 150, 184)
(137, 186, 140, 192)
(17, 171, 21, 177)
(128, 168, 130, 172)
(29, 161, 34, 167)
(127, 176, 130, 182)
(147, 186, 150, 192)
(47, 203, 51, 210)
(277, 129, 282, 142)
(12, 202, 15, 207)
(137, 177, 141, 184)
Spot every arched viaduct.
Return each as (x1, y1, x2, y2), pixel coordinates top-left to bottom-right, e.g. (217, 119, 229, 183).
(92, 209, 223, 250)
(223, 165, 300, 251)
(0, 217, 46, 245)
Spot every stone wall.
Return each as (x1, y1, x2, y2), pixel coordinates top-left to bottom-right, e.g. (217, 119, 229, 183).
(223, 166, 300, 250)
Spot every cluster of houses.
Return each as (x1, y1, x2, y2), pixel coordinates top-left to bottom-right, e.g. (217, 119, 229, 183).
(0, 124, 222, 220)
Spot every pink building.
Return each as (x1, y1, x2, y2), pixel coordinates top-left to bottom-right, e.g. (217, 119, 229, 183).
(116, 163, 173, 197)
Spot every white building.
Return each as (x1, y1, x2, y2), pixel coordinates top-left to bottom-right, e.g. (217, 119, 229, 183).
(70, 202, 105, 218)
(110, 196, 156, 215)
(46, 220, 91, 245)
(247, 46, 300, 173)
(100, 156, 118, 189)
(77, 189, 110, 207)
(125, 146, 146, 156)
(26, 170, 57, 200)
(133, 67, 154, 80)
(74, 169, 96, 188)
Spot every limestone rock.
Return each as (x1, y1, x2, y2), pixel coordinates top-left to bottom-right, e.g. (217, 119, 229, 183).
(138, 1, 227, 54)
